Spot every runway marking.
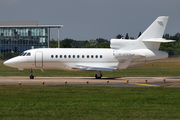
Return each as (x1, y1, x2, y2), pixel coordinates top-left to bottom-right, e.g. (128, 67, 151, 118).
(129, 83, 160, 87)
(161, 82, 180, 87)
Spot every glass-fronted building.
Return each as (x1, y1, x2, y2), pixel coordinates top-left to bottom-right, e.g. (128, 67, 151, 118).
(0, 21, 63, 59)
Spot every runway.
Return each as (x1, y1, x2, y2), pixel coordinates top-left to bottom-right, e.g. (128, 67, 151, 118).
(0, 76, 180, 87)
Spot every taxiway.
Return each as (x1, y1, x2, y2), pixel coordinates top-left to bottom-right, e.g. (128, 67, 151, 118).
(0, 76, 180, 87)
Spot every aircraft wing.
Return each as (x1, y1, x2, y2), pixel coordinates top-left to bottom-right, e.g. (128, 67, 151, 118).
(72, 55, 135, 71)
(118, 54, 134, 69)
(72, 65, 117, 71)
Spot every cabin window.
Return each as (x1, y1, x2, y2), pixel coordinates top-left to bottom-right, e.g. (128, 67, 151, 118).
(100, 55, 102, 58)
(73, 55, 75, 58)
(82, 55, 84, 58)
(51, 55, 54, 58)
(68, 55, 71, 58)
(26, 53, 31, 56)
(87, 55, 89, 58)
(77, 55, 80, 58)
(91, 55, 93, 58)
(60, 55, 62, 58)
(95, 55, 98, 58)
(55, 55, 58, 58)
(64, 55, 66, 58)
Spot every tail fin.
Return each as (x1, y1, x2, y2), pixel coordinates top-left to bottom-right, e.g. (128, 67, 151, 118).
(137, 16, 175, 50)
(110, 16, 175, 50)
(138, 16, 169, 40)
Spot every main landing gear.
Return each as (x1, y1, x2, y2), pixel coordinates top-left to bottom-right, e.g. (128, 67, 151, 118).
(95, 71, 102, 79)
(30, 69, 34, 79)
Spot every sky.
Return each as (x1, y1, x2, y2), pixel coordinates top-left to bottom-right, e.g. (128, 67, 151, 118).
(0, 0, 180, 40)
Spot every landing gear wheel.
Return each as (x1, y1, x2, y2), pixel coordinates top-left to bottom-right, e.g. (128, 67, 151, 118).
(95, 71, 102, 79)
(30, 69, 34, 79)
(30, 75, 34, 79)
(95, 74, 102, 79)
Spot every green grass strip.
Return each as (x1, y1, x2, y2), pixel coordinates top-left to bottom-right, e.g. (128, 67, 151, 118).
(0, 86, 180, 120)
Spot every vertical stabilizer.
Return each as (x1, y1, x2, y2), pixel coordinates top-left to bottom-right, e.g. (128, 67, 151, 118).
(138, 16, 169, 40)
(110, 16, 174, 50)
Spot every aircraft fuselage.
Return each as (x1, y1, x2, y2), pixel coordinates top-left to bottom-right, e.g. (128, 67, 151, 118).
(4, 48, 168, 70)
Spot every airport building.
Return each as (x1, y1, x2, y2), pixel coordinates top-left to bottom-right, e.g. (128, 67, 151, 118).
(0, 21, 63, 59)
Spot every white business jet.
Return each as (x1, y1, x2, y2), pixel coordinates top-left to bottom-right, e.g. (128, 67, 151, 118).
(4, 16, 175, 79)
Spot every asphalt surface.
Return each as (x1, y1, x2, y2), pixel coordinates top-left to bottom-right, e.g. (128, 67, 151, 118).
(1, 76, 180, 87)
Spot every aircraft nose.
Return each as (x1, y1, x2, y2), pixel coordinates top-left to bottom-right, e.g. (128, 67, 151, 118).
(3, 58, 18, 68)
(3, 60, 9, 66)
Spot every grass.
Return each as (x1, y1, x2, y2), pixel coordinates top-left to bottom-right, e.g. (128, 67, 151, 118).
(1, 59, 180, 77)
(0, 86, 180, 120)
(1, 59, 180, 119)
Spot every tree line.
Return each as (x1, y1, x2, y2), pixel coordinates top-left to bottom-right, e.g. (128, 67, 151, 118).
(50, 32, 180, 55)
(50, 38, 110, 48)
(160, 33, 180, 55)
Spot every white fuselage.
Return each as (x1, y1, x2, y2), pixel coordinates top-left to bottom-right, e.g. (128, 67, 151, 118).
(4, 48, 168, 71)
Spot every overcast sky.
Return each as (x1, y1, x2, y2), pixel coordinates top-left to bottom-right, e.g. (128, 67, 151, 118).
(0, 0, 180, 40)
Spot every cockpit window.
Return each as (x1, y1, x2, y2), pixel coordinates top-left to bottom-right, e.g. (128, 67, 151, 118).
(26, 52, 31, 56)
(23, 52, 27, 56)
(19, 52, 24, 56)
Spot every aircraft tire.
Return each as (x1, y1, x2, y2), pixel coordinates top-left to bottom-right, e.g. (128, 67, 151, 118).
(30, 75, 34, 79)
(95, 74, 101, 79)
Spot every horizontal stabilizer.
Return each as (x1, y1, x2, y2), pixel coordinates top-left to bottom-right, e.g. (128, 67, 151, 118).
(118, 55, 134, 69)
(142, 38, 175, 43)
(72, 65, 116, 71)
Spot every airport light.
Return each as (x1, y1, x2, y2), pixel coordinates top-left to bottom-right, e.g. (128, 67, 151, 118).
(107, 80, 109, 83)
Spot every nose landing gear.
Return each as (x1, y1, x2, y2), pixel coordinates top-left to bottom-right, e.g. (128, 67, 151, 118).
(30, 69, 34, 79)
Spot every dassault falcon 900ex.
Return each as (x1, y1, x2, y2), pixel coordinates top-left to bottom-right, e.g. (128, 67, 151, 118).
(4, 16, 175, 79)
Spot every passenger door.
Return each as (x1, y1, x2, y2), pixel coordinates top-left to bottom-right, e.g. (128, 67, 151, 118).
(35, 52, 43, 68)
